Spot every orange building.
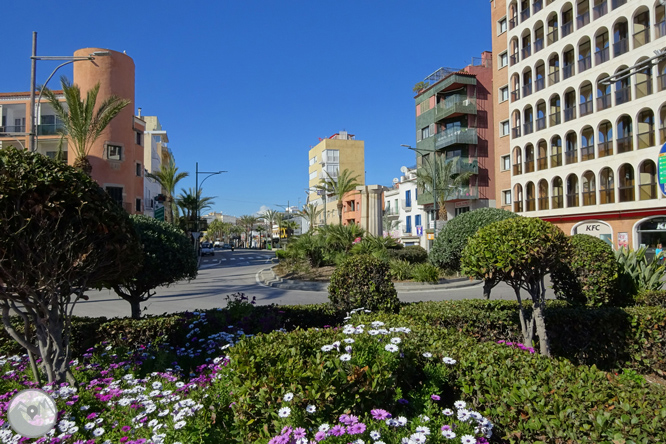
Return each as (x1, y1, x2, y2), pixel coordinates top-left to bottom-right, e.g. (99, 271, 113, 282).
(0, 48, 145, 214)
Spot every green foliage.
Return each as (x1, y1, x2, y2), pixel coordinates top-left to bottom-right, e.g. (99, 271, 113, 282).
(635, 289, 666, 307)
(616, 247, 666, 295)
(389, 259, 413, 281)
(387, 245, 428, 264)
(285, 232, 327, 267)
(328, 255, 399, 313)
(551, 234, 620, 306)
(411, 263, 440, 283)
(350, 233, 400, 256)
(429, 208, 519, 271)
(275, 249, 289, 260)
(319, 223, 365, 252)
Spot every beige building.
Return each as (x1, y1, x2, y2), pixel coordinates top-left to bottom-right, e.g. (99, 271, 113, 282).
(492, 0, 666, 252)
(142, 114, 170, 218)
(307, 131, 365, 225)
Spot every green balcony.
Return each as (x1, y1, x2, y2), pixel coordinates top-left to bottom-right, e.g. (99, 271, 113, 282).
(435, 96, 477, 122)
(37, 123, 66, 136)
(447, 156, 479, 175)
(435, 128, 478, 149)
(417, 190, 434, 206)
(430, 74, 477, 96)
(448, 184, 479, 200)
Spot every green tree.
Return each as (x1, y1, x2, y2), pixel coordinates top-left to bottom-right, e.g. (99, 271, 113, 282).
(177, 187, 215, 221)
(299, 203, 323, 232)
(0, 147, 141, 384)
(315, 169, 361, 225)
(113, 216, 198, 319)
(261, 209, 279, 241)
(238, 215, 259, 248)
(207, 220, 232, 243)
(145, 157, 189, 225)
(42, 76, 130, 176)
(319, 223, 365, 252)
(416, 155, 473, 221)
(461, 217, 570, 356)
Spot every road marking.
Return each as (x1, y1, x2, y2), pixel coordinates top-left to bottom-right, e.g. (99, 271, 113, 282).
(230, 258, 235, 261)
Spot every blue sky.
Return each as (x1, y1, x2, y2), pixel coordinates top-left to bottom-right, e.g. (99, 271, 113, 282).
(4, 0, 491, 217)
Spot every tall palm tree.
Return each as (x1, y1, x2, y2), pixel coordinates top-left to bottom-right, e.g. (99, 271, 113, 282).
(298, 203, 323, 232)
(416, 155, 473, 221)
(145, 158, 189, 224)
(261, 209, 279, 240)
(176, 188, 216, 228)
(315, 169, 361, 225)
(238, 215, 259, 248)
(42, 76, 130, 175)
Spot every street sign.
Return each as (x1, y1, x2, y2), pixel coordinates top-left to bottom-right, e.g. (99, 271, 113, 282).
(416, 226, 423, 236)
(154, 206, 165, 221)
(659, 142, 666, 197)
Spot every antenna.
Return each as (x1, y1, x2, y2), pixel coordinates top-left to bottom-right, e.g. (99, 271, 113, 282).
(400, 166, 408, 174)
(392, 178, 399, 184)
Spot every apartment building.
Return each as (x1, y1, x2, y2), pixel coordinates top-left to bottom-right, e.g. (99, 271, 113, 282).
(142, 114, 170, 218)
(412, 53, 496, 245)
(0, 48, 145, 214)
(307, 131, 365, 225)
(383, 167, 429, 249)
(492, 0, 666, 250)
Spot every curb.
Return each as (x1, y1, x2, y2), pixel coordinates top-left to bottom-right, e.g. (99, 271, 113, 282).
(257, 265, 482, 292)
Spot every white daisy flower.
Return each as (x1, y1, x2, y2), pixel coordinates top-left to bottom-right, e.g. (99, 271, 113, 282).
(278, 407, 291, 418)
(92, 427, 105, 437)
(390, 337, 402, 344)
(443, 357, 457, 365)
(283, 392, 294, 402)
(370, 430, 381, 439)
(384, 344, 399, 352)
(306, 405, 316, 413)
(460, 435, 476, 444)
(454, 400, 467, 409)
(422, 352, 432, 358)
(318, 423, 330, 432)
(339, 354, 352, 361)
(442, 430, 456, 439)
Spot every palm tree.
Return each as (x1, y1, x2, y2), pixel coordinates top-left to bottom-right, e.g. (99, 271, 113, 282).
(315, 169, 361, 225)
(261, 209, 279, 240)
(255, 225, 266, 248)
(42, 76, 130, 175)
(299, 203, 323, 232)
(238, 215, 259, 248)
(146, 158, 189, 224)
(416, 155, 473, 221)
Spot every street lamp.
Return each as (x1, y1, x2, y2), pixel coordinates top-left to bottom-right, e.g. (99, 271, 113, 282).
(28, 32, 110, 151)
(194, 162, 226, 252)
(402, 144, 440, 238)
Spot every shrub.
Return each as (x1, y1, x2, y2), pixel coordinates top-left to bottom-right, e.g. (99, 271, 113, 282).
(635, 289, 666, 307)
(388, 245, 428, 264)
(328, 255, 399, 313)
(616, 246, 666, 295)
(275, 249, 289, 260)
(551, 234, 620, 306)
(430, 208, 518, 271)
(389, 259, 413, 281)
(411, 262, 440, 283)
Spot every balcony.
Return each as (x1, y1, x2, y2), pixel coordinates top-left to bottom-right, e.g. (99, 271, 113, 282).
(578, 55, 592, 73)
(619, 186, 635, 202)
(564, 106, 576, 122)
(613, 38, 629, 56)
(548, 70, 560, 86)
(447, 156, 479, 175)
(551, 152, 563, 167)
(637, 130, 655, 149)
(633, 28, 650, 49)
(659, 73, 666, 91)
(402, 226, 413, 235)
(37, 123, 66, 136)
(535, 77, 545, 91)
(533, 0, 543, 13)
(513, 163, 523, 175)
(593, 0, 607, 19)
(524, 121, 534, 135)
(514, 201, 524, 213)
(577, 11, 590, 28)
(512, 89, 521, 102)
(640, 183, 658, 200)
(448, 184, 479, 200)
(581, 145, 595, 161)
(434, 128, 478, 150)
(615, 86, 631, 105)
(582, 191, 596, 206)
(549, 112, 561, 126)
(562, 21, 574, 37)
(510, 53, 520, 66)
(595, 47, 609, 65)
(526, 198, 536, 211)
(384, 207, 399, 218)
(600, 189, 614, 204)
(435, 96, 477, 122)
(547, 29, 559, 45)
(0, 125, 26, 134)
(567, 193, 580, 207)
(616, 136, 633, 153)
(522, 44, 532, 59)
(537, 156, 548, 170)
(509, 16, 518, 30)
(525, 159, 535, 173)
(598, 141, 613, 157)
(611, 0, 626, 9)
(562, 63, 575, 80)
(565, 149, 578, 164)
(535, 37, 544, 52)
(512, 126, 521, 138)
(635, 79, 653, 99)
(521, 8, 531, 21)
(523, 83, 533, 98)
(400, 199, 413, 211)
(657, 20, 666, 39)
(580, 101, 593, 117)
(552, 195, 564, 209)
(597, 94, 611, 110)
(536, 116, 546, 131)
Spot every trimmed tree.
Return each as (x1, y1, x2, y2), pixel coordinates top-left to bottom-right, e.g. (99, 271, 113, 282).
(461, 217, 570, 356)
(0, 147, 141, 384)
(113, 215, 198, 319)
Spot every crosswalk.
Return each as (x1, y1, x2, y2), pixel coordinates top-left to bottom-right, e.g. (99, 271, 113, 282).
(219, 256, 270, 261)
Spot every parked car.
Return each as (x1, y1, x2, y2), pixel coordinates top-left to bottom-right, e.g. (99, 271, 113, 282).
(200, 242, 215, 256)
(222, 243, 232, 249)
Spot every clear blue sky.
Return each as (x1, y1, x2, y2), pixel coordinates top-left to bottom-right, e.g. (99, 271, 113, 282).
(4, 0, 491, 217)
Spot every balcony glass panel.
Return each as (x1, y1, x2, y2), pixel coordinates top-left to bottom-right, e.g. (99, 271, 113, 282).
(510, 53, 520, 66)
(552, 195, 563, 208)
(577, 11, 590, 29)
(522, 45, 532, 59)
(538, 197, 549, 210)
(0, 125, 26, 133)
(512, 126, 521, 138)
(593, 1, 607, 19)
(509, 16, 518, 30)
(537, 156, 548, 170)
(597, 94, 611, 110)
(534, 0, 543, 13)
(613, 38, 628, 56)
(549, 112, 561, 126)
(595, 47, 609, 64)
(548, 70, 560, 86)
(513, 163, 523, 175)
(434, 128, 478, 149)
(526, 199, 536, 211)
(580, 101, 593, 117)
(514, 201, 523, 212)
(615, 86, 631, 105)
(565, 149, 578, 164)
(633, 28, 650, 48)
(564, 107, 576, 122)
(637, 131, 655, 149)
(578, 55, 592, 73)
(535, 38, 544, 52)
(659, 74, 666, 91)
(525, 160, 535, 173)
(657, 21, 666, 39)
(582, 191, 596, 206)
(635, 79, 653, 98)
(523, 83, 533, 97)
(524, 122, 534, 135)
(598, 141, 613, 157)
(600, 189, 614, 204)
(512, 89, 521, 102)
(619, 186, 635, 202)
(547, 29, 559, 45)
(37, 123, 66, 136)
(536, 77, 545, 91)
(551, 153, 563, 167)
(581, 145, 595, 161)
(616, 136, 633, 153)
(611, 0, 626, 9)
(562, 21, 574, 37)
(640, 183, 658, 200)
(536, 117, 546, 130)
(521, 8, 531, 21)
(563, 64, 575, 79)
(567, 193, 580, 207)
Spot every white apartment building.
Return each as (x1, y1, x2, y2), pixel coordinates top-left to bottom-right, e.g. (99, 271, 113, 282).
(495, 0, 666, 252)
(384, 166, 429, 249)
(142, 114, 169, 218)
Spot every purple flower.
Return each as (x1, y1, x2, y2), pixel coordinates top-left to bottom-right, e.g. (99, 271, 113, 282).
(314, 431, 327, 442)
(370, 409, 392, 420)
(441, 425, 452, 431)
(281, 426, 292, 436)
(347, 422, 366, 435)
(398, 398, 409, 405)
(293, 427, 306, 439)
(431, 394, 441, 401)
(328, 425, 345, 436)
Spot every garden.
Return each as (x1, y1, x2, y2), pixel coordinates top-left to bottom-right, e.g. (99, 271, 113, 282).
(1, 149, 666, 443)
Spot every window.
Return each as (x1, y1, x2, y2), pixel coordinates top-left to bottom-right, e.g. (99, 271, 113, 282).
(455, 207, 470, 216)
(499, 52, 508, 68)
(414, 188, 418, 200)
(503, 190, 512, 205)
(45, 151, 68, 163)
(500, 120, 510, 136)
(107, 144, 122, 161)
(498, 17, 508, 34)
(406, 215, 412, 233)
(136, 132, 142, 145)
(309, 171, 317, 180)
(136, 163, 142, 177)
(415, 214, 422, 228)
(500, 86, 509, 102)
(405, 190, 412, 207)
(106, 186, 123, 207)
(421, 126, 430, 139)
(501, 155, 511, 171)
(135, 198, 142, 212)
(309, 156, 317, 166)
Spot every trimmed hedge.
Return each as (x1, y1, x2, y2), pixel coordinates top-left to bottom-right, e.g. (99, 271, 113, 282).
(636, 289, 666, 307)
(387, 245, 428, 264)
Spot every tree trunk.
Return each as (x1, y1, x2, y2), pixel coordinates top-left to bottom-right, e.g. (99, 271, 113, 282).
(514, 286, 534, 347)
(73, 156, 93, 176)
(337, 201, 343, 225)
(482, 279, 497, 299)
(532, 278, 551, 356)
(130, 300, 142, 319)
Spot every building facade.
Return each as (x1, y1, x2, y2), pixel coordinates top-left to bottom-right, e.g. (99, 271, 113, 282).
(142, 114, 170, 218)
(492, 0, 666, 251)
(413, 53, 496, 245)
(383, 167, 429, 249)
(307, 131, 365, 225)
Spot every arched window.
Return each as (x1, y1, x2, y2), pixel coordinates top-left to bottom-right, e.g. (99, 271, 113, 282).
(563, 45, 576, 79)
(562, 3, 574, 37)
(522, 30, 532, 60)
(538, 179, 549, 210)
(535, 61, 546, 91)
(600, 167, 615, 204)
(617, 115, 633, 153)
(595, 27, 610, 64)
(537, 139, 548, 169)
(551, 135, 563, 167)
(581, 126, 595, 160)
(513, 147, 523, 175)
(550, 94, 561, 126)
(566, 174, 580, 207)
(582, 171, 596, 205)
(580, 81, 593, 116)
(523, 68, 533, 98)
(512, 110, 522, 138)
(578, 37, 592, 72)
(509, 1, 519, 29)
(660, 104, 666, 144)
(598, 120, 613, 157)
(534, 21, 545, 52)
(615, 66, 631, 105)
(618, 163, 635, 202)
(597, 74, 611, 110)
(635, 59, 653, 99)
(514, 184, 524, 212)
(564, 88, 577, 122)
(536, 100, 547, 130)
(524, 106, 534, 135)
(549, 53, 560, 85)
(565, 132, 578, 164)
(510, 37, 520, 66)
(547, 12, 559, 44)
(632, 8, 650, 49)
(613, 18, 629, 56)
(577, 0, 590, 28)
(512, 73, 521, 102)
(592, 0, 608, 20)
(552, 176, 564, 209)
(526, 182, 536, 211)
(658, 59, 666, 92)
(525, 143, 535, 172)
(637, 108, 655, 149)
(521, 0, 531, 21)
(639, 160, 657, 200)
(657, 2, 666, 39)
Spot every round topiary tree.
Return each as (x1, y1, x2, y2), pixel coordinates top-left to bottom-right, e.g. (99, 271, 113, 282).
(113, 215, 199, 318)
(328, 255, 399, 313)
(551, 234, 619, 306)
(461, 217, 570, 356)
(0, 147, 141, 384)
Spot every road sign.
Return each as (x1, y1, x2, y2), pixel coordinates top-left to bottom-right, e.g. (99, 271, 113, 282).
(659, 142, 666, 197)
(416, 226, 423, 236)
(154, 206, 165, 221)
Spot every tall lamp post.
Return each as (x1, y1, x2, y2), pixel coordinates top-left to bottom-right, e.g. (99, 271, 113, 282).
(401, 144, 439, 238)
(28, 32, 110, 152)
(194, 162, 226, 254)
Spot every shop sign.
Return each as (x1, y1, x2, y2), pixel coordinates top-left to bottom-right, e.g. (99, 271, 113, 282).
(455, 200, 471, 208)
(573, 221, 612, 236)
(659, 142, 666, 197)
(427, 233, 435, 240)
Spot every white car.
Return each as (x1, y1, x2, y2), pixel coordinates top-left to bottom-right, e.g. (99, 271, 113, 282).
(200, 243, 215, 256)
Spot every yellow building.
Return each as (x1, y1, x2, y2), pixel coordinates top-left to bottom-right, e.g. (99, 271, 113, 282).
(307, 131, 365, 225)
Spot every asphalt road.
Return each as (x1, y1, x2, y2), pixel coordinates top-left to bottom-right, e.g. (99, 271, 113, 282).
(73, 249, 553, 319)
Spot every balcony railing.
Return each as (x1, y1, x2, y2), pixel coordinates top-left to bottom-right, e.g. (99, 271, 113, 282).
(598, 141, 613, 157)
(547, 29, 559, 45)
(522, 44, 532, 59)
(611, 0, 626, 9)
(534, 0, 543, 13)
(640, 183, 658, 200)
(637, 130, 655, 149)
(581, 145, 595, 161)
(510, 53, 520, 66)
(661, 127, 666, 144)
(535, 37, 544, 52)
(401, 199, 412, 210)
(552, 195, 564, 209)
(577, 11, 590, 28)
(434, 128, 478, 149)
(513, 163, 523, 175)
(526, 198, 536, 211)
(657, 20, 666, 39)
(509, 16, 518, 30)
(659, 73, 666, 91)
(600, 189, 614, 204)
(536, 77, 545, 91)
(633, 28, 650, 48)
(512, 126, 521, 138)
(525, 159, 535, 173)
(524, 121, 534, 136)
(595, 47, 609, 64)
(635, 79, 653, 98)
(619, 185, 635, 202)
(514, 201, 523, 213)
(551, 152, 563, 167)
(582, 191, 596, 206)
(447, 156, 479, 175)
(564, 106, 576, 122)
(435, 96, 477, 121)
(562, 21, 574, 37)
(563, 63, 575, 79)
(448, 185, 479, 200)
(593, 0, 607, 19)
(615, 86, 631, 105)
(549, 70, 560, 86)
(549, 112, 561, 126)
(578, 55, 592, 73)
(37, 123, 66, 136)
(384, 207, 399, 217)
(567, 192, 580, 207)
(580, 101, 593, 117)
(614, 38, 629, 56)
(512, 89, 521, 102)
(616, 136, 633, 153)
(597, 94, 611, 111)
(523, 83, 533, 97)
(536, 116, 546, 131)
(0, 125, 26, 133)
(521, 8, 531, 21)
(537, 156, 548, 170)
(565, 149, 578, 164)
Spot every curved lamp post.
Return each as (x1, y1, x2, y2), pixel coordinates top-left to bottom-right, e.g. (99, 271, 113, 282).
(194, 162, 226, 254)
(402, 143, 439, 238)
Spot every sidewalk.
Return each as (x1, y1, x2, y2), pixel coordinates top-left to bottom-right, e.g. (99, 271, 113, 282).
(256, 265, 482, 292)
